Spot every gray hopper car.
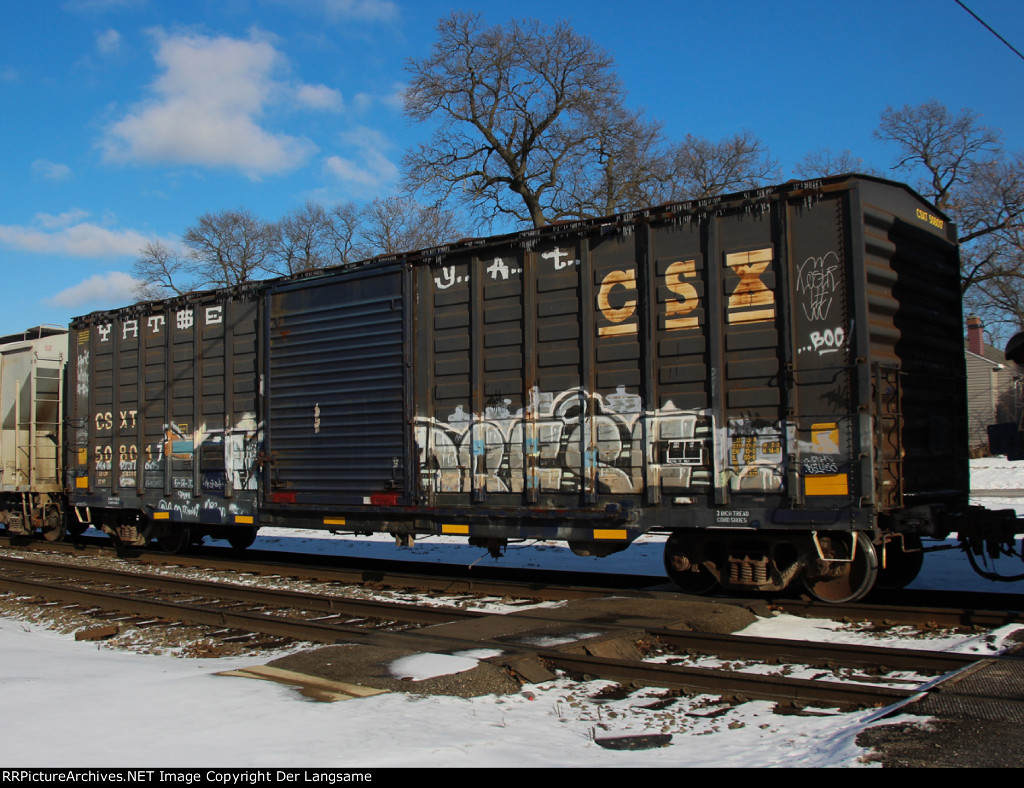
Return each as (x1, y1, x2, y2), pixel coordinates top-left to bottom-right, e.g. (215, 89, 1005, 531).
(61, 174, 1023, 602)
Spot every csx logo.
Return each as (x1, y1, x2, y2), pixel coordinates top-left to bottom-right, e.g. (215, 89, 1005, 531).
(596, 247, 775, 336)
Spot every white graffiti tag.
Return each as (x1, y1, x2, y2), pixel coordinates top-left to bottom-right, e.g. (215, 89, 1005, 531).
(796, 251, 840, 322)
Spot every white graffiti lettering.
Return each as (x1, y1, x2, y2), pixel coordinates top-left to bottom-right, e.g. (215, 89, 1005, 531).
(796, 251, 840, 322)
(802, 455, 839, 475)
(542, 247, 579, 271)
(416, 386, 712, 496)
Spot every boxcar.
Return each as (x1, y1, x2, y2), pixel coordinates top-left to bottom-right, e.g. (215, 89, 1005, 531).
(66, 174, 1018, 601)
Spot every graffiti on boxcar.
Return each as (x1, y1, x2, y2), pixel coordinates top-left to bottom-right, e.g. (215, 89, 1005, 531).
(131, 415, 263, 493)
(718, 418, 785, 493)
(796, 251, 849, 357)
(433, 265, 466, 289)
(796, 251, 840, 322)
(542, 247, 580, 271)
(415, 386, 718, 496)
(76, 348, 89, 397)
(92, 306, 225, 344)
(486, 257, 522, 280)
(802, 326, 846, 356)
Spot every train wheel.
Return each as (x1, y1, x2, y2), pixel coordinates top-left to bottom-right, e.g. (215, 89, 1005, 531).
(67, 522, 88, 537)
(42, 508, 65, 542)
(227, 527, 257, 550)
(158, 525, 192, 554)
(42, 522, 66, 542)
(802, 532, 878, 603)
(663, 532, 719, 595)
(874, 535, 924, 590)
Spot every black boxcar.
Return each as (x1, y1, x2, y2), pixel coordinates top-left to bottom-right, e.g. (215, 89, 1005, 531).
(67, 174, 1017, 600)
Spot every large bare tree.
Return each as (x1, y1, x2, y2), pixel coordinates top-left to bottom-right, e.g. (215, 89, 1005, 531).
(133, 208, 273, 298)
(876, 101, 1001, 214)
(875, 101, 1024, 339)
(183, 208, 275, 289)
(132, 240, 192, 300)
(403, 12, 629, 228)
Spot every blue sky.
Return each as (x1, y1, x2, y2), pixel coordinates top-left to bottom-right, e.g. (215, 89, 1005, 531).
(1, 0, 1022, 335)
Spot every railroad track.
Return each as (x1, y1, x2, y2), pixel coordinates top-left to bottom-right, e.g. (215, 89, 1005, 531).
(0, 553, 1007, 712)
(6, 534, 1023, 628)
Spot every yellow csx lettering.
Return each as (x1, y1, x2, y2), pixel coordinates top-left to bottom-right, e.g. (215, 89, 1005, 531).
(915, 208, 944, 229)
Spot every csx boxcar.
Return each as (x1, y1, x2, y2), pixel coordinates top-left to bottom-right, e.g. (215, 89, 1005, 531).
(66, 174, 1019, 601)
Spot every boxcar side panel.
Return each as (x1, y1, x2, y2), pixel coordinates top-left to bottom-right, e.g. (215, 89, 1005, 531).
(68, 295, 260, 528)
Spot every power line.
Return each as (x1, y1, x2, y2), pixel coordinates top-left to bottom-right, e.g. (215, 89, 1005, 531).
(955, 0, 1024, 62)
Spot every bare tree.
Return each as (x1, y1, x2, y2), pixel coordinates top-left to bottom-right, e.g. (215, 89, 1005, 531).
(326, 202, 363, 265)
(793, 148, 879, 179)
(960, 153, 1024, 334)
(875, 101, 1001, 213)
(267, 201, 337, 276)
(357, 197, 466, 257)
(183, 208, 274, 289)
(132, 208, 274, 296)
(403, 12, 629, 228)
(667, 131, 780, 200)
(132, 240, 192, 300)
(556, 106, 671, 217)
(875, 101, 1024, 340)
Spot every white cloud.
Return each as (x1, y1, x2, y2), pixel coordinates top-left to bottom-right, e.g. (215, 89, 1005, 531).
(295, 83, 343, 111)
(0, 212, 156, 258)
(32, 160, 74, 181)
(48, 271, 140, 309)
(100, 32, 322, 178)
(33, 209, 90, 229)
(323, 127, 399, 192)
(95, 29, 122, 57)
(0, 67, 17, 83)
(320, 0, 398, 23)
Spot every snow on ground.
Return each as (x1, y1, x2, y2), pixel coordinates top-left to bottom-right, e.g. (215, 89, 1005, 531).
(1, 459, 1022, 768)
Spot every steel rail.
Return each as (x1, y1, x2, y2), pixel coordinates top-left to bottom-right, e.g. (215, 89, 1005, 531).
(778, 597, 1024, 629)
(648, 629, 982, 674)
(532, 650, 918, 709)
(0, 555, 482, 626)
